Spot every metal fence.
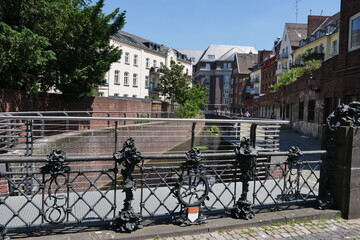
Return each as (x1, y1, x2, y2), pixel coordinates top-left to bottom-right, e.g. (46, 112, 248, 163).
(0, 114, 326, 237)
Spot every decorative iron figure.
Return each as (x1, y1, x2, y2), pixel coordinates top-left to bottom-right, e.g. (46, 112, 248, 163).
(326, 101, 360, 132)
(232, 138, 258, 220)
(112, 138, 143, 233)
(175, 148, 209, 226)
(284, 147, 303, 201)
(40, 149, 70, 224)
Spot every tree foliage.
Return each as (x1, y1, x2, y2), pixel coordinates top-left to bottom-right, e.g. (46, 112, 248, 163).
(158, 61, 207, 118)
(175, 84, 208, 118)
(158, 61, 191, 105)
(0, 0, 126, 100)
(270, 60, 322, 92)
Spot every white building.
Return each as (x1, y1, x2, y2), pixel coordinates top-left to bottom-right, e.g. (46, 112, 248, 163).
(276, 23, 307, 79)
(99, 31, 193, 99)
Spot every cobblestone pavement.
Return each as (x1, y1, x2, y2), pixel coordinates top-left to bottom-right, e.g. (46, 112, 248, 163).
(149, 218, 360, 240)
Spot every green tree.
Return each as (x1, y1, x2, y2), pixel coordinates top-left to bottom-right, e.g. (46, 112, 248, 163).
(158, 61, 208, 118)
(158, 61, 192, 111)
(175, 84, 208, 118)
(0, 0, 126, 99)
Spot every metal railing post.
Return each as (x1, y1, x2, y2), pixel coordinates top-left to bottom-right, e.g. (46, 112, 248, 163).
(191, 122, 197, 149)
(250, 123, 258, 148)
(114, 121, 118, 152)
(63, 112, 69, 132)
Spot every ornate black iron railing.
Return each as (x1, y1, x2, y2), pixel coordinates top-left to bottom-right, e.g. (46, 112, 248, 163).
(0, 138, 325, 238)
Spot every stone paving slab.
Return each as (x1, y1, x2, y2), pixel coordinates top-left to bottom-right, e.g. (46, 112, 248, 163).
(149, 215, 360, 240)
(10, 208, 341, 240)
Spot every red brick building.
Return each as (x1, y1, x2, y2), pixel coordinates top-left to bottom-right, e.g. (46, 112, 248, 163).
(257, 0, 360, 138)
(231, 53, 258, 114)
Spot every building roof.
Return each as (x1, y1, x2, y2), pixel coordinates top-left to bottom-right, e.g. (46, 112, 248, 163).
(112, 31, 191, 63)
(310, 12, 340, 35)
(199, 45, 257, 62)
(285, 23, 308, 48)
(235, 53, 258, 74)
(175, 49, 205, 64)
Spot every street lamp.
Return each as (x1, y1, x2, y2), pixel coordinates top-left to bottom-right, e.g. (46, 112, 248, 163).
(308, 73, 320, 92)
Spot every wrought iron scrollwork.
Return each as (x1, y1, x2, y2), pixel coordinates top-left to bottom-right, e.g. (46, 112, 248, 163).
(174, 148, 209, 226)
(284, 147, 303, 201)
(112, 138, 143, 233)
(232, 138, 258, 220)
(40, 149, 70, 224)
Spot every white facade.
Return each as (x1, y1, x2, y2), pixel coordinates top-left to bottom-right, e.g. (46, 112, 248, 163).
(250, 68, 261, 96)
(99, 33, 192, 99)
(277, 29, 292, 78)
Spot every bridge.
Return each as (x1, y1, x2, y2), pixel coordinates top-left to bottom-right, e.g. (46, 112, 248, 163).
(0, 108, 357, 239)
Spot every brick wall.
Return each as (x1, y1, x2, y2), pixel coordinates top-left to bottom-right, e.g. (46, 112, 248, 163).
(0, 88, 155, 113)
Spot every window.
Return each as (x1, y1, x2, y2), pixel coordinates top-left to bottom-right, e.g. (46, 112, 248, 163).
(114, 93, 119, 96)
(320, 44, 324, 53)
(153, 60, 157, 68)
(146, 58, 150, 68)
(124, 72, 129, 85)
(114, 70, 120, 84)
(223, 62, 232, 69)
(134, 54, 138, 66)
(299, 102, 304, 120)
(349, 12, 360, 51)
(145, 76, 149, 89)
(125, 52, 129, 64)
(208, 55, 215, 59)
(332, 40, 338, 54)
(308, 100, 315, 122)
(133, 74, 138, 87)
(132, 95, 137, 98)
(205, 63, 211, 70)
(124, 94, 128, 97)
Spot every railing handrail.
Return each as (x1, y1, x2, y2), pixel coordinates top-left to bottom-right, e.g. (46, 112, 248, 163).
(0, 115, 290, 124)
(1, 110, 174, 115)
(0, 150, 326, 163)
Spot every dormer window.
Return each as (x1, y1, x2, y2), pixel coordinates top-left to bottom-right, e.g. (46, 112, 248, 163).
(208, 55, 215, 59)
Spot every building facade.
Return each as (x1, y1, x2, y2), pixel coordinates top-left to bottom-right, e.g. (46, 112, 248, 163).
(99, 31, 192, 99)
(231, 53, 258, 114)
(256, 0, 359, 138)
(187, 45, 257, 114)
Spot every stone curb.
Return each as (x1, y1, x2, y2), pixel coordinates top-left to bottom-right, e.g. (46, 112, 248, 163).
(19, 208, 341, 240)
(102, 209, 340, 240)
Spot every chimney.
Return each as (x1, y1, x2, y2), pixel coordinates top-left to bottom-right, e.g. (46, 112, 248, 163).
(307, 15, 328, 36)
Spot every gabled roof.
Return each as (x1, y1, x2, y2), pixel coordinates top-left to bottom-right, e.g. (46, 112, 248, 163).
(310, 12, 340, 35)
(235, 53, 258, 74)
(285, 23, 308, 48)
(199, 45, 257, 62)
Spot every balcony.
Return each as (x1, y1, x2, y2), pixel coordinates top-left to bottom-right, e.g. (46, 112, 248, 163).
(277, 52, 289, 60)
(150, 67, 165, 75)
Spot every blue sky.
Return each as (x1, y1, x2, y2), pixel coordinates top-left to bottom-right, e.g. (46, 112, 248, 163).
(103, 0, 340, 51)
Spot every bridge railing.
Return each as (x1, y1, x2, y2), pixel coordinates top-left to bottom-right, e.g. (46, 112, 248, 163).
(0, 144, 325, 237)
(0, 114, 287, 157)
